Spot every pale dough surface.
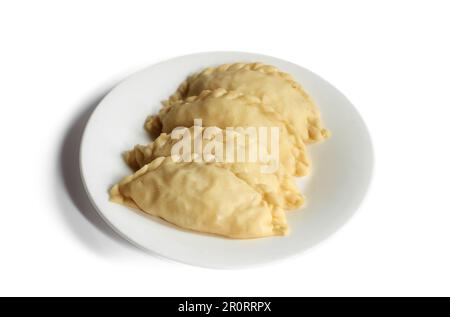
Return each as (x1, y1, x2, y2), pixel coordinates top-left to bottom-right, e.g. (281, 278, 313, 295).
(109, 62, 331, 239)
(124, 126, 303, 210)
(110, 156, 288, 239)
(163, 63, 329, 144)
(146, 88, 310, 176)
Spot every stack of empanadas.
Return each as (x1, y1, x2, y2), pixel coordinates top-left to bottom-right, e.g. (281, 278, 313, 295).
(110, 62, 329, 239)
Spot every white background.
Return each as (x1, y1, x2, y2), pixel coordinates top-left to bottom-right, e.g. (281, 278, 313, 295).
(1, 0, 449, 296)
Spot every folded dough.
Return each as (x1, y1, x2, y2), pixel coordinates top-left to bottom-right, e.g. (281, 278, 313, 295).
(162, 63, 329, 144)
(124, 126, 303, 210)
(146, 88, 310, 176)
(110, 156, 288, 239)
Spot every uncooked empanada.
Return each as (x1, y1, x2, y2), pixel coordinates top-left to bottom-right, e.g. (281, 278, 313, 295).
(163, 63, 329, 143)
(146, 88, 310, 176)
(124, 126, 303, 210)
(110, 156, 288, 239)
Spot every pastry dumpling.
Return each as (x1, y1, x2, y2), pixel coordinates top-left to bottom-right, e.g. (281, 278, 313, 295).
(146, 89, 310, 176)
(108, 62, 331, 239)
(124, 126, 303, 210)
(163, 63, 329, 143)
(110, 156, 288, 239)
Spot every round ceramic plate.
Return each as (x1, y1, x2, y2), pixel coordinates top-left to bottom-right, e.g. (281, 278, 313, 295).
(80, 52, 374, 268)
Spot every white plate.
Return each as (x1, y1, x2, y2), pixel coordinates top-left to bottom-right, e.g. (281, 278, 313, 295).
(80, 52, 374, 268)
